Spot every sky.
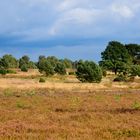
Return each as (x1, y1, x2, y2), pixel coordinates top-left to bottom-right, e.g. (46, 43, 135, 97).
(0, 0, 140, 62)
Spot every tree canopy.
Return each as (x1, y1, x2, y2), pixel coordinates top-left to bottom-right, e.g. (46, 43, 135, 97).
(100, 41, 132, 74)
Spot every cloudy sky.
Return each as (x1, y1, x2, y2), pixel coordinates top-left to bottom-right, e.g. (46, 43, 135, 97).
(0, 0, 140, 61)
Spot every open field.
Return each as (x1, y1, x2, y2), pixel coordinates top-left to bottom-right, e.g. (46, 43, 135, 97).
(0, 71, 140, 140)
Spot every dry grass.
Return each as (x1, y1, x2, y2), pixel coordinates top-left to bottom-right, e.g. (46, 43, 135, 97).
(0, 88, 140, 140)
(0, 71, 140, 139)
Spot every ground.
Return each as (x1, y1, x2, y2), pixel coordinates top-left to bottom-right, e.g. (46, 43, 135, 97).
(0, 70, 140, 140)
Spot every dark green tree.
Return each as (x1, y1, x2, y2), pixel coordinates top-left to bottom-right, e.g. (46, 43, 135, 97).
(100, 41, 132, 74)
(76, 61, 102, 83)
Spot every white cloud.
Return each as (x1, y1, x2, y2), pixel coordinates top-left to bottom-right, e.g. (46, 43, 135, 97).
(0, 0, 140, 41)
(111, 4, 134, 19)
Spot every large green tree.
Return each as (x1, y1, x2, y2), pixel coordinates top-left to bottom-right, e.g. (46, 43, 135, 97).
(100, 41, 132, 74)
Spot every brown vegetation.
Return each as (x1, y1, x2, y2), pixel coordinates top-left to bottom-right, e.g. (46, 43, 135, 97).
(0, 71, 140, 139)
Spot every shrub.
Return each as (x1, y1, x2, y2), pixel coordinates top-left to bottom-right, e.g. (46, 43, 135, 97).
(113, 74, 127, 82)
(21, 65, 28, 72)
(39, 78, 46, 83)
(0, 69, 7, 75)
(6, 69, 16, 74)
(76, 61, 102, 83)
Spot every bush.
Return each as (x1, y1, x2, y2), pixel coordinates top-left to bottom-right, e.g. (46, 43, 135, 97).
(76, 61, 102, 83)
(39, 78, 46, 83)
(113, 74, 127, 82)
(6, 69, 16, 74)
(21, 65, 28, 72)
(0, 69, 7, 75)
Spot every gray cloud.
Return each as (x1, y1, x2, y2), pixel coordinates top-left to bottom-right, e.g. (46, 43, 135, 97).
(0, 0, 139, 40)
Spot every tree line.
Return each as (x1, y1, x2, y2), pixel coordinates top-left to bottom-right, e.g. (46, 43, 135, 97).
(0, 41, 140, 83)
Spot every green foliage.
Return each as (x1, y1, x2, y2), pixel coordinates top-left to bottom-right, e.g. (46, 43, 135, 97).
(19, 55, 30, 68)
(21, 65, 28, 72)
(60, 58, 73, 68)
(6, 69, 17, 74)
(76, 61, 102, 83)
(19, 55, 36, 69)
(101, 41, 131, 62)
(0, 54, 18, 69)
(54, 62, 66, 75)
(113, 74, 127, 82)
(38, 56, 54, 76)
(46, 56, 59, 67)
(39, 78, 46, 83)
(125, 44, 140, 64)
(130, 65, 140, 77)
(100, 41, 132, 75)
(0, 69, 17, 75)
(28, 61, 37, 69)
(0, 69, 7, 75)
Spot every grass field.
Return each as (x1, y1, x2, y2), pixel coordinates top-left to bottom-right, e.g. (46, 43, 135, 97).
(0, 70, 140, 140)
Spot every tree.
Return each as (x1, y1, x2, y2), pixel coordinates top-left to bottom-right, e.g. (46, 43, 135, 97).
(54, 62, 66, 75)
(100, 41, 132, 74)
(19, 55, 36, 69)
(76, 61, 102, 83)
(37, 56, 54, 76)
(19, 55, 30, 68)
(0, 54, 18, 69)
(125, 44, 140, 64)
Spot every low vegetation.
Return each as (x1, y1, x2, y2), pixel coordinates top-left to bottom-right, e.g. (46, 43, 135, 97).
(0, 89, 139, 139)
